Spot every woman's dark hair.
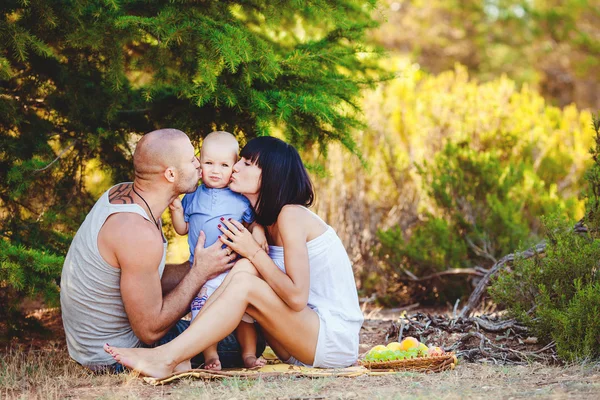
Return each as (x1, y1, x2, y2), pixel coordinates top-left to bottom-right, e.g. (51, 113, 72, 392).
(240, 136, 314, 226)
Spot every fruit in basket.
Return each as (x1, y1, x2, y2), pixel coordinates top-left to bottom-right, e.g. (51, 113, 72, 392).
(417, 342, 429, 356)
(382, 349, 396, 361)
(406, 347, 420, 359)
(386, 342, 402, 351)
(363, 339, 453, 364)
(428, 346, 445, 356)
(369, 344, 387, 353)
(399, 336, 419, 351)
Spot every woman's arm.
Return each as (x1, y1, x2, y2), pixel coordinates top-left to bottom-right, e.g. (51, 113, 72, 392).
(219, 209, 310, 311)
(250, 209, 310, 311)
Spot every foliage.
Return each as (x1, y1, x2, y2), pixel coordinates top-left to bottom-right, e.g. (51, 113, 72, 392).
(490, 115, 600, 361)
(366, 64, 591, 303)
(0, 0, 380, 335)
(0, 239, 64, 338)
(372, 0, 600, 110)
(490, 215, 600, 361)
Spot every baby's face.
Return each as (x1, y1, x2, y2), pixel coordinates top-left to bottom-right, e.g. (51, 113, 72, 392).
(200, 143, 237, 189)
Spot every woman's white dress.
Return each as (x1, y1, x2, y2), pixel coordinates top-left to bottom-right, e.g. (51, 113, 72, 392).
(268, 225, 364, 368)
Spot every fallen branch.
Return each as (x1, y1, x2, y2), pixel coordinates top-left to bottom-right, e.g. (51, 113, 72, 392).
(459, 242, 547, 318)
(459, 219, 592, 318)
(381, 312, 558, 365)
(402, 268, 486, 282)
(471, 316, 527, 333)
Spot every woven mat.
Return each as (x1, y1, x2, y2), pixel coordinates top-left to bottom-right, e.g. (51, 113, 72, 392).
(143, 360, 457, 385)
(143, 364, 382, 385)
(141, 347, 457, 385)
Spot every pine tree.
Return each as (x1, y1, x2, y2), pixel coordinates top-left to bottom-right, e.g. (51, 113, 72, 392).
(0, 0, 380, 336)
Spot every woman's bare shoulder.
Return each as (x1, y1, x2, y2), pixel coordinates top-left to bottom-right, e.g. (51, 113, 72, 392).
(278, 205, 327, 240)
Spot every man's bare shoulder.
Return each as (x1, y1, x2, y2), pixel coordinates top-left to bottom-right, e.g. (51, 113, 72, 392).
(108, 183, 135, 205)
(100, 213, 163, 270)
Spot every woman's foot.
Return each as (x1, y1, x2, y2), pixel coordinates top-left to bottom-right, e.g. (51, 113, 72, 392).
(243, 354, 267, 368)
(103, 343, 177, 379)
(174, 359, 192, 373)
(204, 356, 222, 371)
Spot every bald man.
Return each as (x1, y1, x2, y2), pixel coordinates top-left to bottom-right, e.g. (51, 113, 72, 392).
(60, 129, 263, 372)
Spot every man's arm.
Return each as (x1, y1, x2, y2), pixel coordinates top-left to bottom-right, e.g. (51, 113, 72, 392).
(102, 215, 233, 344)
(160, 261, 190, 296)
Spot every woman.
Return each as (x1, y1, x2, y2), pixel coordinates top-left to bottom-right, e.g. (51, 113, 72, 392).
(104, 136, 364, 378)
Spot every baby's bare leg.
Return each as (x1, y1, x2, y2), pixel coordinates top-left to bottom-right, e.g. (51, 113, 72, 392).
(203, 343, 221, 370)
(236, 321, 266, 368)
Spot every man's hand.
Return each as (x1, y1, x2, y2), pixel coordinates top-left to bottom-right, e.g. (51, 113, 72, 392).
(192, 230, 236, 280)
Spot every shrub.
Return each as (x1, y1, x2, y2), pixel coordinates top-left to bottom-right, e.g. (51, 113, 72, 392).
(490, 114, 600, 361)
(371, 64, 589, 303)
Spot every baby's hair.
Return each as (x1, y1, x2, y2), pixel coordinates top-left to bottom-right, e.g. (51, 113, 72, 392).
(201, 131, 239, 160)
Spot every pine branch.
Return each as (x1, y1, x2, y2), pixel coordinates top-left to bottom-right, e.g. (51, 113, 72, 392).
(33, 141, 77, 172)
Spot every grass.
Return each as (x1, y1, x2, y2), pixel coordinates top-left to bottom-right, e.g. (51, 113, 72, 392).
(2, 309, 600, 399)
(2, 343, 600, 400)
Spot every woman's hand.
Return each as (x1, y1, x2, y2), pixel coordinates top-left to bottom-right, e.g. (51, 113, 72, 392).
(218, 218, 262, 259)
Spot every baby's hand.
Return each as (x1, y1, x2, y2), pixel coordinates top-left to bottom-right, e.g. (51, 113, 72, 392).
(169, 197, 183, 212)
(252, 226, 269, 253)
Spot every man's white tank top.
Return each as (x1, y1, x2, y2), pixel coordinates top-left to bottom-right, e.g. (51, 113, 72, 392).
(60, 184, 166, 366)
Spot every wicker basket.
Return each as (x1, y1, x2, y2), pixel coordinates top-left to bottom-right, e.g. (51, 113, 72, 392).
(359, 353, 456, 373)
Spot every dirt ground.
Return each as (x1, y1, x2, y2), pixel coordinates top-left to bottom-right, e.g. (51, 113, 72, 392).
(2, 308, 600, 400)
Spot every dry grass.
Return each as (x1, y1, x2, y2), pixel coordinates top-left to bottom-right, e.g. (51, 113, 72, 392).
(2, 343, 600, 400)
(2, 310, 600, 399)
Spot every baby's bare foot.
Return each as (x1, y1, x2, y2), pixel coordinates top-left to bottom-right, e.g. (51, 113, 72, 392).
(243, 354, 267, 369)
(103, 343, 177, 379)
(204, 356, 222, 371)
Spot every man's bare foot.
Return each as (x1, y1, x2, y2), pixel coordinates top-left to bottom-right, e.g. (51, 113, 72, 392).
(204, 356, 222, 371)
(243, 354, 267, 368)
(103, 343, 177, 379)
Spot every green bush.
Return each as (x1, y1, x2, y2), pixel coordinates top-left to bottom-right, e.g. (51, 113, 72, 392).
(371, 65, 589, 303)
(490, 115, 600, 361)
(0, 240, 63, 340)
(0, 1, 380, 331)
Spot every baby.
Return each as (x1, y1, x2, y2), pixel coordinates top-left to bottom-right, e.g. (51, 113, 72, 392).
(169, 131, 267, 370)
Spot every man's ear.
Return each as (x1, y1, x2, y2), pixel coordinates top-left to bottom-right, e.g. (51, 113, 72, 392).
(164, 167, 176, 183)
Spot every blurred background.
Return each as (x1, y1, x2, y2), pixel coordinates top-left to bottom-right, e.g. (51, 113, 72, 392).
(1, 0, 599, 336)
(312, 0, 599, 305)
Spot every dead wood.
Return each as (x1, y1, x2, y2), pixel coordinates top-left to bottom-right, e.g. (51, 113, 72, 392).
(402, 268, 486, 282)
(381, 312, 559, 366)
(459, 219, 591, 318)
(459, 242, 547, 318)
(471, 316, 527, 333)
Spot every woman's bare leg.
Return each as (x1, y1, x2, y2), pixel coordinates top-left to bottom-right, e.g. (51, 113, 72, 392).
(261, 329, 292, 363)
(175, 260, 260, 371)
(194, 259, 260, 319)
(104, 271, 319, 378)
